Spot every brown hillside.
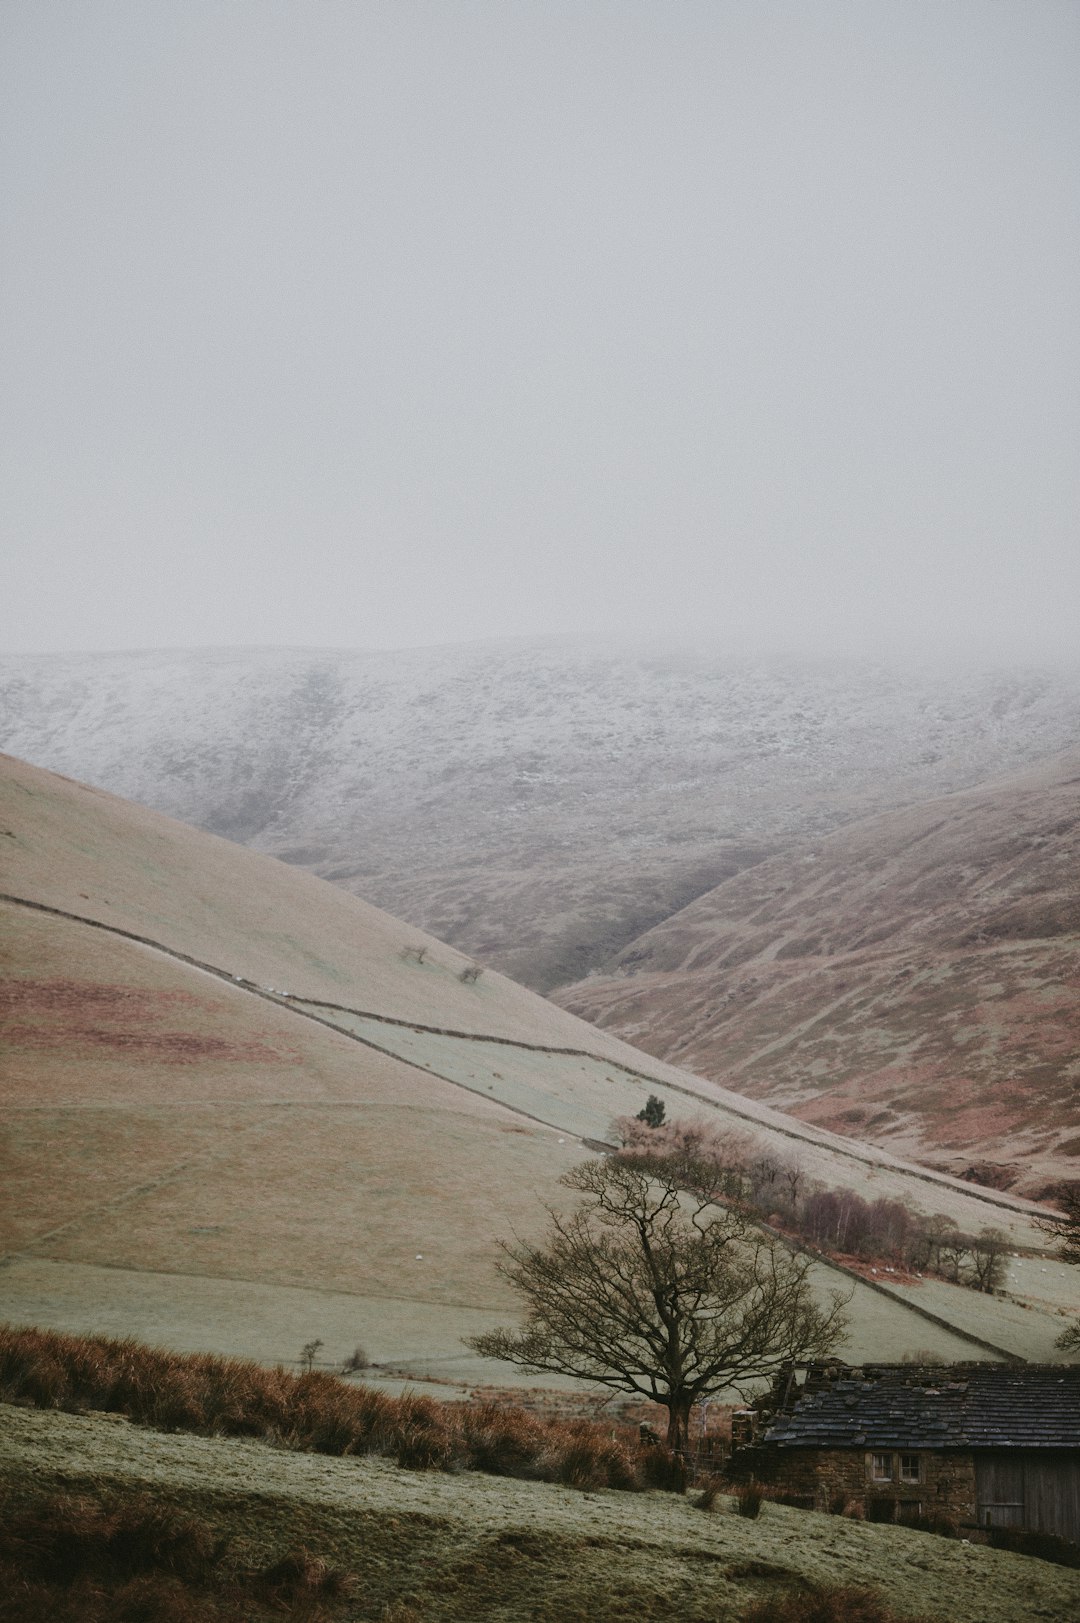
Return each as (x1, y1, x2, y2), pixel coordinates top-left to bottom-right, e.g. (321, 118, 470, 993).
(2, 752, 1073, 1380)
(555, 750, 1080, 1196)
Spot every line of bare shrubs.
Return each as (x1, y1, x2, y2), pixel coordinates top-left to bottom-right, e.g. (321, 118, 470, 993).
(615, 1115, 1011, 1292)
(0, 1485, 353, 1622)
(0, 1324, 678, 1493)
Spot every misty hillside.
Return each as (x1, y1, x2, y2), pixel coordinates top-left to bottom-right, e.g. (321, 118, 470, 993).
(4, 751, 1073, 1381)
(556, 748, 1080, 1197)
(3, 640, 1080, 990)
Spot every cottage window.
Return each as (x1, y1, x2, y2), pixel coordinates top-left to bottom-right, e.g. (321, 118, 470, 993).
(900, 1453, 920, 1483)
(872, 1452, 893, 1481)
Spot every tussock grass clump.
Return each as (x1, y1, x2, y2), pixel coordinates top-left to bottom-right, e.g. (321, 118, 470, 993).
(738, 1585, 938, 1623)
(4, 1491, 224, 1587)
(0, 1324, 668, 1493)
(255, 1547, 354, 1600)
(0, 1486, 355, 1622)
(734, 1480, 765, 1519)
(549, 1421, 641, 1491)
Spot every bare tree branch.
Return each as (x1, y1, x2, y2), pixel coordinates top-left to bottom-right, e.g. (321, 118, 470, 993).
(467, 1159, 848, 1450)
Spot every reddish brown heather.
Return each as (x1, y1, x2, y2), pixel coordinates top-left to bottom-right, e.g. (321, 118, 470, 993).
(557, 750, 1080, 1195)
(0, 1324, 672, 1493)
(2, 977, 295, 1063)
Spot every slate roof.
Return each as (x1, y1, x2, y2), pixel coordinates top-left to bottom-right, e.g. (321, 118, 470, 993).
(761, 1364, 1080, 1452)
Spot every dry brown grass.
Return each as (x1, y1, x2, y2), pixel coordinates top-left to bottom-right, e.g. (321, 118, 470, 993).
(0, 1485, 355, 1622)
(737, 1587, 939, 1623)
(0, 1324, 671, 1493)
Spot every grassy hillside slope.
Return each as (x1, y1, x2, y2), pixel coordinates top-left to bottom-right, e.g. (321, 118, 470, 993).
(556, 749, 1080, 1197)
(1, 753, 1074, 1379)
(4, 1401, 1079, 1623)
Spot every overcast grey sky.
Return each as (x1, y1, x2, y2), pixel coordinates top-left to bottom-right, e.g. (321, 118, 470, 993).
(2, 1, 1077, 659)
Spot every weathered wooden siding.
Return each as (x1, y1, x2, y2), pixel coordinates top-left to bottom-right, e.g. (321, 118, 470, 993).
(976, 1451, 1080, 1543)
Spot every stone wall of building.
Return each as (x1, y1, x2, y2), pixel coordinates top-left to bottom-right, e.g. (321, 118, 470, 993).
(741, 1447, 978, 1525)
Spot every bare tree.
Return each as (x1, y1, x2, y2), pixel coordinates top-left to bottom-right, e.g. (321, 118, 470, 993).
(967, 1227, 1009, 1293)
(467, 1159, 848, 1452)
(1058, 1320, 1080, 1354)
(1040, 1181, 1080, 1265)
(613, 1115, 757, 1205)
(782, 1162, 806, 1210)
(1042, 1181, 1080, 1350)
(909, 1213, 960, 1276)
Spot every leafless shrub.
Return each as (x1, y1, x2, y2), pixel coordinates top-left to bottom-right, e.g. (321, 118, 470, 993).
(0, 1490, 224, 1586)
(614, 1110, 1016, 1290)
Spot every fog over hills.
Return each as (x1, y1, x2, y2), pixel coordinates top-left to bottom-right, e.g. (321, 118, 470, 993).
(3, 640, 1080, 992)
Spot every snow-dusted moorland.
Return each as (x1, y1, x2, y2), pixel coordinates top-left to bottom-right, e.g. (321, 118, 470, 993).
(3, 638, 1079, 988)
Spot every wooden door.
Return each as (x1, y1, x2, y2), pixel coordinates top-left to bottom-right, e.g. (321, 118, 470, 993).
(974, 1455, 1024, 1528)
(975, 1452, 1080, 1542)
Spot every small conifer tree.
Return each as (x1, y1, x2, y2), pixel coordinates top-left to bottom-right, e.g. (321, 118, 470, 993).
(636, 1094, 666, 1129)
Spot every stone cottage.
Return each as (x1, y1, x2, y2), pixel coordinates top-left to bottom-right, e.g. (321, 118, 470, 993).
(732, 1362, 1080, 1543)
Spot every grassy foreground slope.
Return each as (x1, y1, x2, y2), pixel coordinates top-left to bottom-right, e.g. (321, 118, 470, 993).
(0, 753, 1073, 1377)
(4, 1401, 1079, 1623)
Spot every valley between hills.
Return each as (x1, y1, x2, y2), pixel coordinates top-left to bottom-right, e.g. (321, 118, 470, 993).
(1, 750, 1076, 1386)
(2, 665, 1079, 1621)
(556, 747, 1080, 1199)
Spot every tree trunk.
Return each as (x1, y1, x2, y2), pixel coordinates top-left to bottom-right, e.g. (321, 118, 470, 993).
(666, 1393, 692, 1454)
